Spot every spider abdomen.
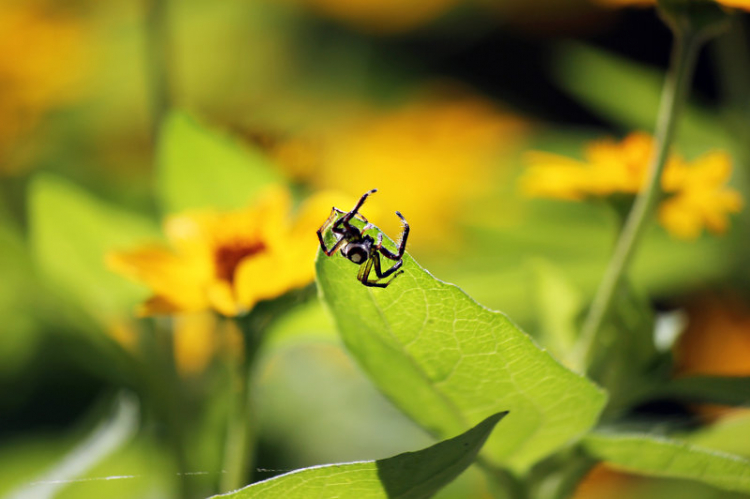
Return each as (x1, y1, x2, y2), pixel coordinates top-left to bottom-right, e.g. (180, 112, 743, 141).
(343, 244, 369, 265)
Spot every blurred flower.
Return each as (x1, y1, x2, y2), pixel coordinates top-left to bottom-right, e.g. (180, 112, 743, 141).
(107, 312, 244, 377)
(591, 0, 750, 11)
(677, 294, 750, 377)
(275, 89, 528, 249)
(108, 186, 343, 317)
(521, 132, 742, 239)
(675, 293, 750, 420)
(658, 151, 743, 239)
(0, 3, 88, 174)
(574, 464, 641, 499)
(283, 0, 464, 32)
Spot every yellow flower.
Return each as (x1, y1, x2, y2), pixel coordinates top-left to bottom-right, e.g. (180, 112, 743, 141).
(521, 132, 743, 239)
(658, 151, 743, 239)
(0, 4, 88, 174)
(108, 186, 346, 317)
(274, 89, 528, 249)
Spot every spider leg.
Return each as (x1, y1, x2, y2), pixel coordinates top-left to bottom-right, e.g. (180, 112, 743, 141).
(319, 207, 345, 233)
(317, 207, 348, 255)
(317, 229, 348, 256)
(361, 251, 404, 288)
(375, 211, 409, 261)
(334, 188, 377, 233)
(344, 188, 377, 222)
(357, 255, 375, 283)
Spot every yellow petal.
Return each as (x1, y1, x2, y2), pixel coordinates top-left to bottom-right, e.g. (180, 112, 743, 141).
(206, 280, 241, 317)
(107, 246, 210, 314)
(235, 252, 303, 310)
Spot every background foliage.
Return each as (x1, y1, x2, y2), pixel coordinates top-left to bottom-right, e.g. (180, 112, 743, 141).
(1, 0, 750, 498)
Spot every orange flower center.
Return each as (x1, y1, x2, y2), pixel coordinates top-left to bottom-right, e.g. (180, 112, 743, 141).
(214, 242, 266, 284)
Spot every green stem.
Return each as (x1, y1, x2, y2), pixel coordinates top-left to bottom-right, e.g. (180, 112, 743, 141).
(528, 449, 597, 499)
(477, 458, 527, 499)
(574, 28, 704, 372)
(220, 356, 255, 492)
(142, 319, 192, 499)
(219, 313, 267, 492)
(218, 288, 315, 492)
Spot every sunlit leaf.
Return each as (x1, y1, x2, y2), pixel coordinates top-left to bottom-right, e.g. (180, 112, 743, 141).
(316, 229, 606, 472)
(156, 112, 282, 215)
(583, 432, 750, 494)
(213, 412, 507, 499)
(29, 174, 158, 323)
(683, 412, 750, 459)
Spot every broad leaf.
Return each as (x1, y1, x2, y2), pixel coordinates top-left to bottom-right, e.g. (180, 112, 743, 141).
(684, 412, 750, 459)
(656, 376, 750, 406)
(213, 412, 507, 499)
(156, 112, 281, 215)
(29, 174, 158, 323)
(584, 433, 750, 494)
(316, 234, 606, 472)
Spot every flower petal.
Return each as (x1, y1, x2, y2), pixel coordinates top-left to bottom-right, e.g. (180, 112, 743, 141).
(107, 246, 210, 314)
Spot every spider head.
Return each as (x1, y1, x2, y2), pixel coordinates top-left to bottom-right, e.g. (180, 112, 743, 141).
(341, 239, 372, 265)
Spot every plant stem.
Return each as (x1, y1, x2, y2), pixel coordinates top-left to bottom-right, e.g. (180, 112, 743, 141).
(574, 28, 704, 372)
(220, 356, 255, 492)
(477, 458, 528, 499)
(218, 288, 315, 492)
(143, 319, 192, 499)
(219, 312, 268, 492)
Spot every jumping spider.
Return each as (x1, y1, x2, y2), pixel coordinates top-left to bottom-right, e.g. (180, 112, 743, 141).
(317, 188, 409, 288)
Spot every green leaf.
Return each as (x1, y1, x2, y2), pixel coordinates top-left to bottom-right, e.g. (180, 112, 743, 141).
(553, 43, 730, 153)
(156, 112, 282, 215)
(683, 412, 750, 459)
(656, 376, 750, 406)
(28, 174, 158, 323)
(583, 432, 750, 494)
(529, 258, 583, 361)
(212, 412, 507, 499)
(316, 233, 606, 472)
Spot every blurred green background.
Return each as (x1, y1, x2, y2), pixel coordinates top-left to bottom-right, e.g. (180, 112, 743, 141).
(2, 0, 750, 497)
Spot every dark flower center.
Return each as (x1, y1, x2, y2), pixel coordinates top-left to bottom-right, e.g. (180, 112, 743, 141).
(215, 242, 266, 284)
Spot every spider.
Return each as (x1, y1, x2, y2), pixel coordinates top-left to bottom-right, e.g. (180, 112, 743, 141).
(317, 188, 409, 288)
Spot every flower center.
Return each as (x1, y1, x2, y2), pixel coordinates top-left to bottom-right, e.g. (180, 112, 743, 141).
(214, 242, 266, 284)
